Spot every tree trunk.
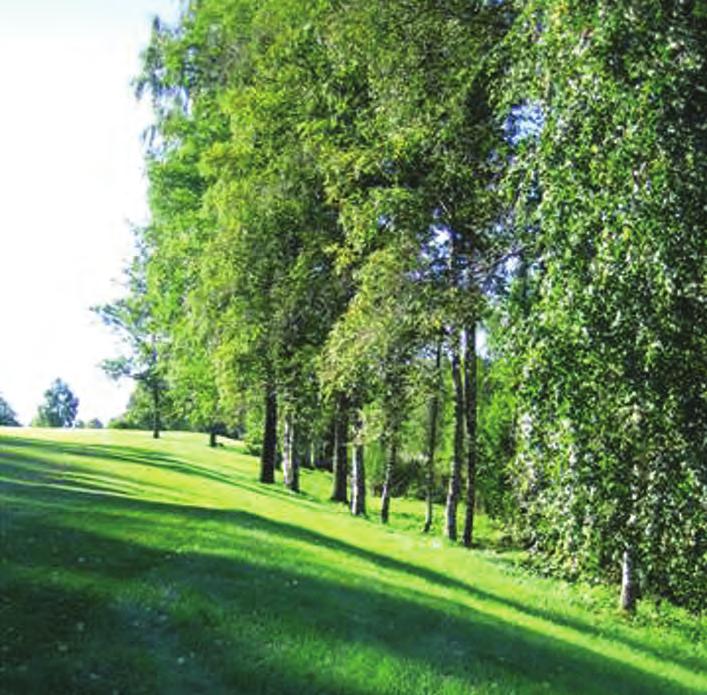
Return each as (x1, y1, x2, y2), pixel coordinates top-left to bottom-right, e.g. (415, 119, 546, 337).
(350, 411, 366, 516)
(423, 340, 443, 534)
(283, 413, 299, 492)
(423, 469, 434, 534)
(321, 419, 335, 471)
(260, 384, 277, 484)
(445, 335, 465, 541)
(620, 455, 641, 611)
(351, 443, 366, 516)
(462, 323, 478, 548)
(381, 439, 397, 524)
(151, 384, 161, 440)
(620, 545, 637, 612)
(209, 426, 217, 448)
(331, 401, 349, 503)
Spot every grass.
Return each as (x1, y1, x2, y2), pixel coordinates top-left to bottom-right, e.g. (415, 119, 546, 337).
(0, 428, 704, 694)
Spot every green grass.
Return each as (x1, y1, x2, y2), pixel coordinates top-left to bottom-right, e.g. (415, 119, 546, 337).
(0, 428, 704, 694)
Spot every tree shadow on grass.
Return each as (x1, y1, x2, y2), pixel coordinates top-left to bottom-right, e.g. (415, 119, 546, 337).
(3, 518, 700, 695)
(0, 570, 371, 695)
(2, 481, 704, 694)
(1, 436, 704, 681)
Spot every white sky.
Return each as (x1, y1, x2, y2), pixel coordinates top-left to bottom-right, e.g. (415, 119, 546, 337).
(0, 0, 179, 425)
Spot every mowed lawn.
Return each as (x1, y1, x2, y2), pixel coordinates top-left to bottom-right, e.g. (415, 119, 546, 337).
(0, 429, 704, 694)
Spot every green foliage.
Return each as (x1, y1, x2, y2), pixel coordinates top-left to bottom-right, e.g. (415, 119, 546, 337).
(495, 0, 707, 609)
(477, 355, 516, 520)
(32, 379, 79, 428)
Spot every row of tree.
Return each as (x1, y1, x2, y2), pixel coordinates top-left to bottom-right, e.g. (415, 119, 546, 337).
(101, 0, 706, 611)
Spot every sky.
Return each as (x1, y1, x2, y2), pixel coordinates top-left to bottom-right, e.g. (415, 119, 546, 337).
(0, 0, 179, 425)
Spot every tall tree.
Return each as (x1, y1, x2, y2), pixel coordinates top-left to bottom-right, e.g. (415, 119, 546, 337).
(497, 0, 707, 610)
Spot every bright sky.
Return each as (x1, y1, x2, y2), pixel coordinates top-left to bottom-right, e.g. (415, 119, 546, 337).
(0, 0, 179, 425)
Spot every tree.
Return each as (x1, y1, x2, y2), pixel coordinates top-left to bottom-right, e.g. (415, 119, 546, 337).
(93, 237, 167, 439)
(32, 379, 79, 428)
(497, 0, 707, 610)
(0, 395, 20, 427)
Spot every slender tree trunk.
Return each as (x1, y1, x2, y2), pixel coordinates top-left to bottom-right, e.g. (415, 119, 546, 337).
(445, 335, 465, 541)
(283, 413, 299, 492)
(283, 413, 292, 485)
(351, 443, 366, 516)
(381, 439, 397, 524)
(331, 400, 349, 503)
(322, 419, 335, 471)
(350, 411, 366, 516)
(620, 483, 639, 611)
(260, 384, 277, 484)
(619, 450, 642, 611)
(152, 384, 161, 440)
(209, 425, 217, 448)
(463, 323, 478, 548)
(423, 340, 443, 534)
(620, 544, 637, 612)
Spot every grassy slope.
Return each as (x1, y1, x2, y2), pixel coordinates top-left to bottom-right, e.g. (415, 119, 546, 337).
(0, 428, 704, 695)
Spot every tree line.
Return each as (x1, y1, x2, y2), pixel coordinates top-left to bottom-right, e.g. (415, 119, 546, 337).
(0, 380, 103, 429)
(97, 0, 706, 612)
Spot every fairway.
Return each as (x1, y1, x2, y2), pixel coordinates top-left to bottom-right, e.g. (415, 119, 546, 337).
(0, 428, 704, 694)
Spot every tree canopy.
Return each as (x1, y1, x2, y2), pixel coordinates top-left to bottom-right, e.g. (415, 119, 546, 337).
(32, 379, 79, 429)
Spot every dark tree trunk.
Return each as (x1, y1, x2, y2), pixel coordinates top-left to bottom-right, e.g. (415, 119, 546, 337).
(260, 384, 277, 484)
(445, 335, 465, 541)
(151, 384, 161, 440)
(331, 401, 349, 503)
(423, 340, 443, 534)
(462, 324, 478, 548)
(423, 483, 434, 534)
(350, 411, 366, 516)
(381, 439, 397, 524)
(321, 419, 335, 471)
(209, 426, 217, 448)
(351, 443, 366, 516)
(620, 546, 638, 612)
(282, 413, 299, 492)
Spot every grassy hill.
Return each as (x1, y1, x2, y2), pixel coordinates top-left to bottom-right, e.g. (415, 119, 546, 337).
(0, 428, 704, 694)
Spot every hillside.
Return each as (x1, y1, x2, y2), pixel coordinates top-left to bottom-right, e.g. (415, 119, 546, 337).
(0, 428, 704, 694)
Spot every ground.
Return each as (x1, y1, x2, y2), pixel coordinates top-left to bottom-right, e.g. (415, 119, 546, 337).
(0, 428, 704, 694)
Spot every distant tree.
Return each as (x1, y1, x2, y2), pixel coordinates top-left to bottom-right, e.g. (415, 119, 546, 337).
(93, 237, 167, 439)
(108, 382, 190, 433)
(87, 418, 104, 429)
(32, 379, 79, 428)
(0, 395, 20, 426)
